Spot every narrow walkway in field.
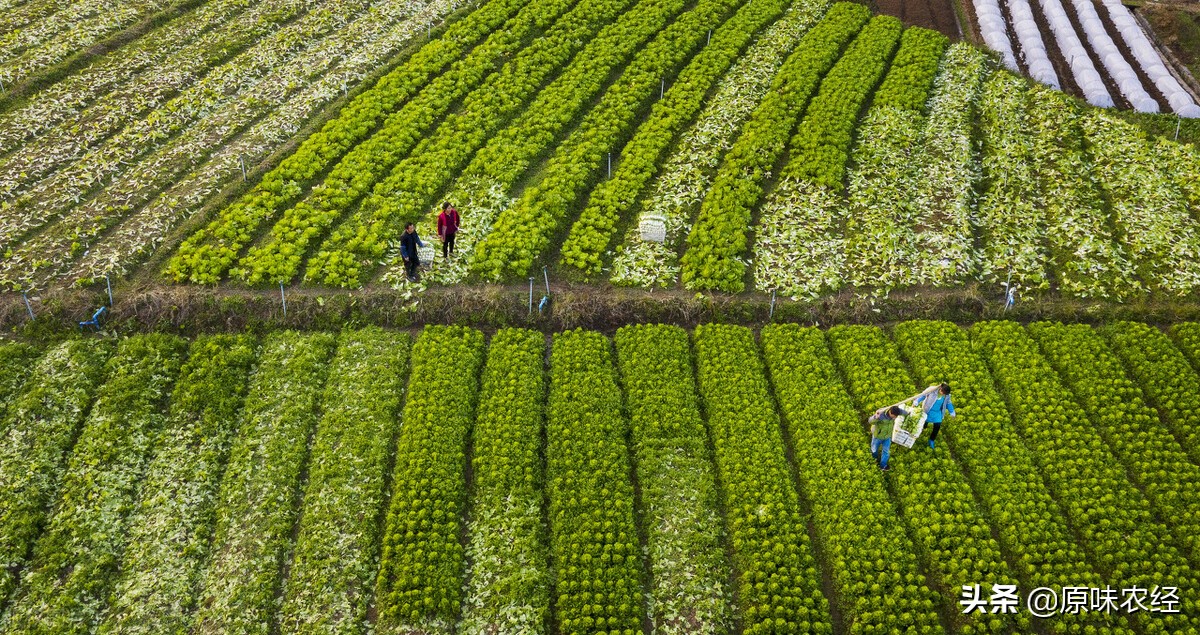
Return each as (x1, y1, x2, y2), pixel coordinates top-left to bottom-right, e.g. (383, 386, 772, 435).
(827, 325, 1022, 634)
(373, 326, 484, 634)
(191, 331, 336, 634)
(971, 320, 1200, 633)
(276, 327, 412, 634)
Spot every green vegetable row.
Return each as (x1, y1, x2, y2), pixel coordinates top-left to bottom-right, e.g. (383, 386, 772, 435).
(1172, 323, 1200, 374)
(784, 15, 901, 189)
(971, 321, 1200, 634)
(556, 0, 811, 278)
(193, 332, 336, 634)
(761, 325, 943, 635)
(546, 329, 642, 635)
(826, 325, 1022, 634)
(0, 341, 109, 609)
(363, 0, 712, 285)
(972, 73, 1048, 289)
(164, 0, 529, 283)
(1, 335, 187, 635)
(1027, 87, 1137, 299)
(375, 326, 484, 633)
(280, 328, 412, 635)
(476, 0, 815, 283)
(613, 325, 731, 633)
(0, 342, 38, 429)
(680, 2, 869, 292)
(306, 0, 659, 286)
(894, 321, 1131, 635)
(230, 0, 583, 285)
(1105, 321, 1200, 466)
(99, 335, 257, 635)
(459, 329, 550, 635)
(869, 27, 946, 112)
(1028, 322, 1200, 567)
(692, 324, 831, 634)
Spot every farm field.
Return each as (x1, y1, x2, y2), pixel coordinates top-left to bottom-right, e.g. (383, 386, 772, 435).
(1, 320, 1199, 634)
(1, 0, 1199, 309)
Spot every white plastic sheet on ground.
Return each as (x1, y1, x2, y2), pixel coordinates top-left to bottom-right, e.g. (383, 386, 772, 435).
(972, 0, 1019, 71)
(1037, 0, 1114, 107)
(1100, 0, 1200, 117)
(1008, 0, 1060, 88)
(1069, 0, 1157, 111)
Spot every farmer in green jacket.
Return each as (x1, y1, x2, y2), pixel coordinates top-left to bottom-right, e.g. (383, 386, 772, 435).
(869, 405, 907, 472)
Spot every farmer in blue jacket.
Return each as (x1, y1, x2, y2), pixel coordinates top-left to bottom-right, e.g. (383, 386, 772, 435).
(914, 382, 956, 449)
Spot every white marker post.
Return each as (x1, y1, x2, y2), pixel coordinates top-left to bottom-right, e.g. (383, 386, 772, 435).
(280, 283, 288, 318)
(105, 275, 113, 306)
(22, 292, 34, 320)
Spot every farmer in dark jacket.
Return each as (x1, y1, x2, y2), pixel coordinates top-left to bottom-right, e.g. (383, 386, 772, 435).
(399, 222, 424, 282)
(437, 201, 461, 259)
(869, 405, 908, 471)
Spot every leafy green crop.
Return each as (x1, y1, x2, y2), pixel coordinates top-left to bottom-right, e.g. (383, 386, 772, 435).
(894, 321, 1131, 635)
(827, 325, 1022, 634)
(761, 324, 942, 635)
(460, 329, 550, 635)
(680, 2, 868, 292)
(972, 321, 1200, 634)
(193, 331, 337, 634)
(2, 334, 187, 635)
(547, 329, 642, 635)
(375, 325, 484, 633)
(280, 327, 412, 635)
(1029, 322, 1200, 566)
(614, 324, 730, 634)
(0, 340, 110, 611)
(99, 335, 257, 635)
(693, 324, 831, 634)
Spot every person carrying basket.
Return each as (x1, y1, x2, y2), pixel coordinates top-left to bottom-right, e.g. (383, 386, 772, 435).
(869, 405, 909, 472)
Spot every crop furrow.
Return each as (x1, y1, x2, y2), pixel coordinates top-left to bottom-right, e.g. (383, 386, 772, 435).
(827, 325, 1023, 634)
(278, 327, 412, 635)
(0, 335, 187, 635)
(971, 320, 1200, 634)
(677, 2, 869, 292)
(0, 340, 109, 610)
(191, 331, 336, 634)
(614, 325, 731, 634)
(692, 324, 832, 633)
(760, 324, 944, 635)
(894, 320, 1135, 635)
(97, 335, 257, 635)
(459, 329, 550, 635)
(374, 325, 484, 634)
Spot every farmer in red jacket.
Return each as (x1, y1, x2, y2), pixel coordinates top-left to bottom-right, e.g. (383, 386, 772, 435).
(437, 201, 461, 259)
